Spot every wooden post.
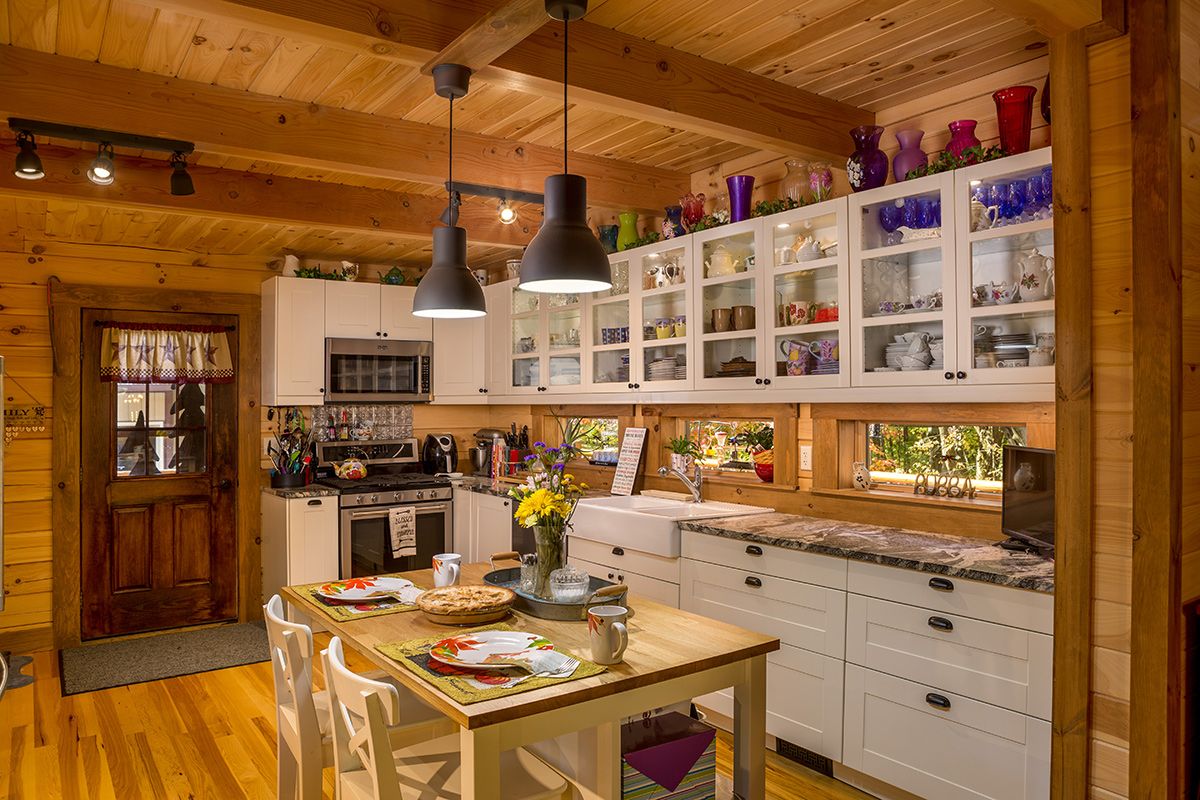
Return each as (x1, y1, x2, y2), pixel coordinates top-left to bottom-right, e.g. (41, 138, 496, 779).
(1130, 0, 1184, 795)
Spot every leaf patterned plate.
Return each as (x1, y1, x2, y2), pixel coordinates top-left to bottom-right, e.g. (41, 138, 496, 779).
(428, 630, 554, 670)
(316, 576, 414, 602)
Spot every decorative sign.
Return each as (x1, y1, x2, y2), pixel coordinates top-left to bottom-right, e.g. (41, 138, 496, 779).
(913, 470, 976, 500)
(610, 427, 648, 496)
(4, 406, 48, 446)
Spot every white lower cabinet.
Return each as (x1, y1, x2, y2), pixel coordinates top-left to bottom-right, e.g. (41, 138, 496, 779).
(843, 664, 1051, 800)
(451, 487, 473, 557)
(569, 556, 679, 607)
(260, 492, 340, 626)
(469, 493, 512, 563)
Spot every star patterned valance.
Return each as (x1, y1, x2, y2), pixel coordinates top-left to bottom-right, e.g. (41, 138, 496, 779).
(100, 323, 234, 384)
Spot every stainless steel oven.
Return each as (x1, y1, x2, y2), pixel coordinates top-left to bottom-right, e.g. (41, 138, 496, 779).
(339, 488, 452, 578)
(324, 338, 432, 403)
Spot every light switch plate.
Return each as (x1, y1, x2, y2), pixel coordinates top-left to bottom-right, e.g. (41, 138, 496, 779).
(800, 444, 812, 472)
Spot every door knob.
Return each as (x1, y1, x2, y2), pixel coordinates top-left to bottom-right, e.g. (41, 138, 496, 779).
(217, 479, 233, 490)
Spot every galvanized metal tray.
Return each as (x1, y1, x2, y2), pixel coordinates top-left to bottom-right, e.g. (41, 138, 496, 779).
(483, 567, 629, 621)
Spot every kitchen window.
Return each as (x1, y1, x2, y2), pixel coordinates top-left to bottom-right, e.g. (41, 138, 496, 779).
(687, 419, 774, 472)
(865, 423, 1026, 495)
(566, 417, 620, 462)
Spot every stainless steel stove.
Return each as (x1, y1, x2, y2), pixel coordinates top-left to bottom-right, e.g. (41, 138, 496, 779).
(314, 439, 453, 578)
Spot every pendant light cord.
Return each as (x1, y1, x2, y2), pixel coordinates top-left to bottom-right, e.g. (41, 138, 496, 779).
(563, 15, 568, 175)
(448, 94, 455, 218)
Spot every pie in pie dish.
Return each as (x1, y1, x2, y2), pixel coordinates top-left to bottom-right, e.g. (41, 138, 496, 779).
(417, 585, 515, 625)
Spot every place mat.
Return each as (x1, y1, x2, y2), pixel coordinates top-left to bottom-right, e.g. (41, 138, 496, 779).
(376, 624, 605, 705)
(296, 575, 427, 622)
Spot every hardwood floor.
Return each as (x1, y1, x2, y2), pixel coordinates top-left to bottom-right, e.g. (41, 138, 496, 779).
(0, 644, 871, 800)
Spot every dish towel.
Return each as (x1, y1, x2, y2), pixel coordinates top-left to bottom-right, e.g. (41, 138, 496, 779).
(388, 506, 417, 558)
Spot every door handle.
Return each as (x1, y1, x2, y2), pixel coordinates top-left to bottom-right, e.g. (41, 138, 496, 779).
(217, 479, 233, 490)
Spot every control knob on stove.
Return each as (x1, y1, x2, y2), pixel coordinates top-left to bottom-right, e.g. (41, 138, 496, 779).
(428, 489, 439, 499)
(370, 494, 379, 503)
(416, 490, 425, 500)
(393, 492, 402, 502)
(355, 495, 365, 506)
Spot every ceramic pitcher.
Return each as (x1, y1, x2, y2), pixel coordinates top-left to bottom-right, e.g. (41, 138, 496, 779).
(705, 244, 741, 277)
(1018, 249, 1055, 300)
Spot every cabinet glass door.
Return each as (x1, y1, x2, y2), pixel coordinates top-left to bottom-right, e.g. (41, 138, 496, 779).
(768, 199, 849, 388)
(639, 241, 691, 389)
(850, 173, 957, 387)
(694, 219, 769, 390)
(588, 254, 635, 392)
(509, 287, 542, 393)
(955, 149, 1055, 385)
(545, 292, 582, 391)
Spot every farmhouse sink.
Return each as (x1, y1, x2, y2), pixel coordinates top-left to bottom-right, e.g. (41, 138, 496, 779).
(571, 495, 772, 558)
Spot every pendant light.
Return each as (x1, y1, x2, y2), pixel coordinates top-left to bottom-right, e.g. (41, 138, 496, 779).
(413, 64, 487, 319)
(517, 0, 611, 294)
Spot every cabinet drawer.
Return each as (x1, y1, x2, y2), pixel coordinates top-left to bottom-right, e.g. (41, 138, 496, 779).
(846, 595, 1052, 720)
(569, 557, 679, 608)
(847, 560, 1053, 634)
(697, 645, 843, 761)
(681, 531, 846, 589)
(843, 665, 1050, 800)
(681, 558, 845, 657)
(571, 536, 680, 583)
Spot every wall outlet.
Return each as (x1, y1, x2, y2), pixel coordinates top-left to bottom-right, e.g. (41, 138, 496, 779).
(262, 434, 275, 458)
(800, 444, 813, 472)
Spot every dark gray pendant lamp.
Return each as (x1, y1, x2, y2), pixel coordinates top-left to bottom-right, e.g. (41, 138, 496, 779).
(517, 0, 611, 294)
(413, 63, 487, 319)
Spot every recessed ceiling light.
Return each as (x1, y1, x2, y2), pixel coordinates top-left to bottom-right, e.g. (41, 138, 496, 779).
(777, 222, 790, 229)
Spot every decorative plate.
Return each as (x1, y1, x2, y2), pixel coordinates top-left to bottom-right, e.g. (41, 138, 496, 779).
(316, 576, 414, 602)
(428, 630, 553, 670)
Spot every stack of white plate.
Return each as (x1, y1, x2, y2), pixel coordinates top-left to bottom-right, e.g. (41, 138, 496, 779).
(648, 357, 678, 381)
(675, 363, 687, 380)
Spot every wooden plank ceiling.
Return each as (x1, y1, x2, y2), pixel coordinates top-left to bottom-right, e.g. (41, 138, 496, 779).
(0, 0, 1049, 267)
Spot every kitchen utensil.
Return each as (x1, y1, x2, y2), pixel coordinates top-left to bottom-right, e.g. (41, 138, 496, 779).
(433, 553, 462, 587)
(316, 576, 415, 603)
(588, 606, 629, 665)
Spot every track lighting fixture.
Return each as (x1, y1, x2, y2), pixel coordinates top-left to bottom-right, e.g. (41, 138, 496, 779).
(498, 199, 517, 225)
(518, 0, 611, 294)
(87, 143, 115, 186)
(13, 131, 44, 180)
(413, 64, 487, 319)
(170, 151, 195, 196)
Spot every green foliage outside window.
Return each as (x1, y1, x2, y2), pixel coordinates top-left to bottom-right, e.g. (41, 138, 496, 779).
(687, 419, 774, 471)
(866, 423, 1026, 486)
(565, 417, 619, 458)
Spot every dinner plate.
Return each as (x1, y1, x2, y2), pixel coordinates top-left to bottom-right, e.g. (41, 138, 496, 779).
(428, 630, 553, 670)
(316, 576, 414, 602)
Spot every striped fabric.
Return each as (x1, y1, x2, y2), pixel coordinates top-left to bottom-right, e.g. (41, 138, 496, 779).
(622, 745, 716, 800)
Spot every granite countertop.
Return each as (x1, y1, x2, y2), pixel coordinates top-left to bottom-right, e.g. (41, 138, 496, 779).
(261, 485, 341, 499)
(453, 475, 519, 497)
(680, 512, 1054, 594)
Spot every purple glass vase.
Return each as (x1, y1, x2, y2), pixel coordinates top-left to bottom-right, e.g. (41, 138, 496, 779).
(892, 129, 927, 182)
(945, 120, 981, 160)
(726, 175, 754, 222)
(846, 125, 888, 192)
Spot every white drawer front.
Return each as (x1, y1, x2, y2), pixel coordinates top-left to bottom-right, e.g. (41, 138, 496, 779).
(843, 665, 1050, 800)
(681, 558, 845, 657)
(847, 560, 1053, 634)
(569, 556, 679, 608)
(570, 536, 681, 583)
(846, 595, 1053, 720)
(682, 531, 847, 589)
(697, 645, 844, 761)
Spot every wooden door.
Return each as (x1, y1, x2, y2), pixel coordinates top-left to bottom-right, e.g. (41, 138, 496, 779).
(81, 310, 239, 639)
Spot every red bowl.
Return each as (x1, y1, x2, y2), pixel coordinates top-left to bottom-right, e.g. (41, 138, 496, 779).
(753, 461, 774, 483)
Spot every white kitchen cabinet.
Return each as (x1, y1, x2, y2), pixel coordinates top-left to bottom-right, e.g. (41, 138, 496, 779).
(262, 277, 327, 406)
(485, 282, 512, 396)
(843, 664, 1050, 800)
(433, 315, 488, 402)
(325, 280, 383, 338)
(261, 492, 340, 625)
(568, 535, 681, 608)
(469, 492, 513, 563)
(451, 487, 473, 556)
(569, 556, 679, 607)
(381, 285, 432, 340)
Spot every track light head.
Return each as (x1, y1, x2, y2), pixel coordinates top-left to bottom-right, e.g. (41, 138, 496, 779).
(87, 142, 115, 186)
(169, 151, 195, 196)
(498, 200, 517, 225)
(13, 131, 44, 180)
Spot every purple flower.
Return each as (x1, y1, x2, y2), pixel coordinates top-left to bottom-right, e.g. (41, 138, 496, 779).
(524, 454, 537, 462)
(534, 441, 546, 448)
(552, 463, 565, 470)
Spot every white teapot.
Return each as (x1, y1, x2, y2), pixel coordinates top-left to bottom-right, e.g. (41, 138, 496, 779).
(704, 244, 741, 277)
(1017, 249, 1055, 301)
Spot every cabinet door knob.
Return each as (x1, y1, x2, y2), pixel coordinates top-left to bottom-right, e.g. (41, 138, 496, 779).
(944, 371, 954, 380)
(755, 378, 763, 385)
(745, 545, 763, 556)
(927, 616, 954, 632)
(608, 572, 615, 580)
(925, 693, 952, 710)
(763, 378, 771, 385)
(628, 383, 634, 389)
(307, 499, 323, 506)
(928, 576, 955, 592)
(375, 331, 381, 337)
(956, 370, 967, 380)
(744, 576, 763, 588)
(319, 387, 325, 393)
(479, 387, 485, 393)
(634, 383, 641, 389)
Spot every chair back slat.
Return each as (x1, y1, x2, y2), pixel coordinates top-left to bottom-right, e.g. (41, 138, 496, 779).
(263, 595, 319, 740)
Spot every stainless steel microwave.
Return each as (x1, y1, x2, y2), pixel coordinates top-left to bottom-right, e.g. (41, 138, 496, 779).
(324, 338, 432, 403)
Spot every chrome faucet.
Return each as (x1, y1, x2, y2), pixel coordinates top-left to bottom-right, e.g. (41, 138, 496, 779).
(657, 463, 704, 503)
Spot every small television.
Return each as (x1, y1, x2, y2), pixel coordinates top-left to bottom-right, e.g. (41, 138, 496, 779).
(1001, 445, 1055, 555)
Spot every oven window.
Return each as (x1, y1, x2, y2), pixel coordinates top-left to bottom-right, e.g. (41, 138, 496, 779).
(347, 505, 449, 577)
(330, 353, 418, 396)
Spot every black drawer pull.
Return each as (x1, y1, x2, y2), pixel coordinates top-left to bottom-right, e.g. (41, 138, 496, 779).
(306, 499, 322, 506)
(928, 577, 955, 592)
(612, 546, 625, 556)
(925, 693, 952, 710)
(744, 576, 763, 588)
(928, 616, 954, 632)
(745, 545, 763, 556)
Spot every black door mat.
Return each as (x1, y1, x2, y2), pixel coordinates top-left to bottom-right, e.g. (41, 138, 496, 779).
(59, 622, 269, 696)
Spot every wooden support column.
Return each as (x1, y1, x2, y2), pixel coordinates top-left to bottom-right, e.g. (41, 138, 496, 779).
(1048, 28, 1094, 800)
(1130, 0, 1184, 795)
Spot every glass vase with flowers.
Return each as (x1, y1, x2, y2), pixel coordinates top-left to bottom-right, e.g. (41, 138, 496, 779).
(508, 422, 592, 599)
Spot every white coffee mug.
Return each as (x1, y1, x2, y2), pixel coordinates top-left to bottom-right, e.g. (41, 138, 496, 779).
(432, 553, 461, 587)
(588, 605, 629, 665)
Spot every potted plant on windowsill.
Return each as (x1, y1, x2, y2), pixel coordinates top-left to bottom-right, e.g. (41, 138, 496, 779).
(734, 425, 775, 483)
(666, 436, 701, 473)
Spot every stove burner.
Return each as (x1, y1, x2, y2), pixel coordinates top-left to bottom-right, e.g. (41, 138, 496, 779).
(316, 472, 452, 493)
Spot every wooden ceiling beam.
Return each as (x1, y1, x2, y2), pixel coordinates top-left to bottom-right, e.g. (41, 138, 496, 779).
(150, 0, 873, 160)
(419, 0, 547, 74)
(976, 0, 1124, 40)
(0, 46, 685, 213)
(0, 138, 532, 249)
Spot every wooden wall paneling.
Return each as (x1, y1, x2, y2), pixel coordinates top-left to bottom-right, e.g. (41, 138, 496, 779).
(1049, 27, 1095, 800)
(1130, 0, 1184, 795)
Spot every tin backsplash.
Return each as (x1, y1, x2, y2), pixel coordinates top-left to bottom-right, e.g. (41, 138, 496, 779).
(313, 404, 413, 441)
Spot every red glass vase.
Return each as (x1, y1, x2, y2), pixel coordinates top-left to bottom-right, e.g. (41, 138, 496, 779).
(993, 85, 1037, 155)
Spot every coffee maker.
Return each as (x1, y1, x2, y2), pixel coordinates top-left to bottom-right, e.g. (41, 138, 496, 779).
(422, 433, 458, 474)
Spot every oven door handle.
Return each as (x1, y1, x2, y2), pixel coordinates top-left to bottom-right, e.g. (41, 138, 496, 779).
(347, 503, 452, 521)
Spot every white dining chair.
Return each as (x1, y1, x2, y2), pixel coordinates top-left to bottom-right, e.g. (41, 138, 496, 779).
(263, 595, 450, 800)
(322, 635, 569, 800)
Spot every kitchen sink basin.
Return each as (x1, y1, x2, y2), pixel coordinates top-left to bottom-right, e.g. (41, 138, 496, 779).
(571, 495, 772, 557)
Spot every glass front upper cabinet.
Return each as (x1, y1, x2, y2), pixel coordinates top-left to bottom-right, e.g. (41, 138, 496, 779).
(638, 240, 692, 390)
(588, 253, 634, 392)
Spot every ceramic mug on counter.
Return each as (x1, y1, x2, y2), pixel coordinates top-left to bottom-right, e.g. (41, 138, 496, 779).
(588, 605, 629, 665)
(433, 553, 462, 587)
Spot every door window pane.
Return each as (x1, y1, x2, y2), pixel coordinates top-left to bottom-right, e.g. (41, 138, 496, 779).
(115, 382, 208, 477)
